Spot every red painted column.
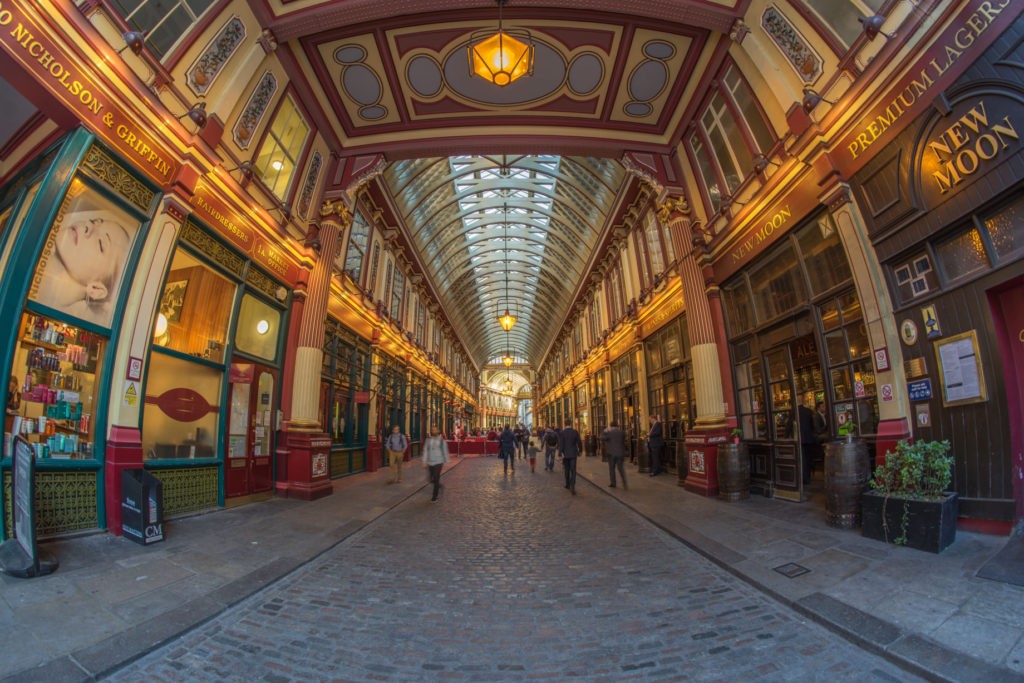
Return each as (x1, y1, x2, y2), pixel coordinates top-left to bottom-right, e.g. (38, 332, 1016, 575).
(276, 200, 348, 500)
(659, 196, 731, 496)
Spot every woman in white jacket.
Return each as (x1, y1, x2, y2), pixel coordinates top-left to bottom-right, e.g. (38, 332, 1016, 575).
(421, 424, 450, 502)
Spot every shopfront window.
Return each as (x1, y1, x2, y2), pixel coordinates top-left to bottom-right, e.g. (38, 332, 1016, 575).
(818, 291, 877, 437)
(142, 352, 221, 459)
(734, 356, 767, 440)
(721, 278, 755, 336)
(29, 178, 144, 329)
(154, 248, 235, 362)
(234, 293, 280, 361)
(8, 314, 105, 460)
(799, 0, 886, 51)
(936, 227, 990, 282)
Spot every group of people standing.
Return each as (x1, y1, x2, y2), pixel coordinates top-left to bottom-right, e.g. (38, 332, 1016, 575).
(495, 422, 583, 493)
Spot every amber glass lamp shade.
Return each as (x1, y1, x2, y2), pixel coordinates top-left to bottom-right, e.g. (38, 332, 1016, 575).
(468, 30, 534, 87)
(498, 309, 517, 331)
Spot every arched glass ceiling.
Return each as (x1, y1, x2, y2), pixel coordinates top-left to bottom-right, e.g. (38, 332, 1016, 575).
(383, 155, 625, 369)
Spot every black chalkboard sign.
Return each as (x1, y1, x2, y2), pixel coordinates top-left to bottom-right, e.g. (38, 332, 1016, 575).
(12, 435, 36, 560)
(0, 435, 57, 578)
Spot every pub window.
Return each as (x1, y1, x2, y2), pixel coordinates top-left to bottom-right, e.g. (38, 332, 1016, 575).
(798, 0, 886, 52)
(796, 212, 852, 296)
(109, 0, 215, 60)
(891, 252, 938, 304)
(253, 95, 310, 201)
(936, 226, 990, 283)
(721, 277, 755, 336)
(984, 193, 1024, 260)
(749, 241, 806, 324)
(687, 64, 777, 214)
(342, 211, 371, 285)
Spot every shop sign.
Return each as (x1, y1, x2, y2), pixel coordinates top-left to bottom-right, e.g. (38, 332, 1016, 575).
(908, 379, 933, 401)
(838, 0, 1017, 176)
(0, 1, 179, 183)
(921, 304, 942, 339)
(189, 181, 300, 283)
(229, 363, 255, 383)
(923, 98, 1020, 203)
(354, 391, 370, 403)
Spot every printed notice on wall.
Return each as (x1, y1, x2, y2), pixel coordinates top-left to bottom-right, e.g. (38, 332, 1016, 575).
(935, 330, 987, 407)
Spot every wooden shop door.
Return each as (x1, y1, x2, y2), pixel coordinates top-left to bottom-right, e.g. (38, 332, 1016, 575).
(225, 362, 276, 499)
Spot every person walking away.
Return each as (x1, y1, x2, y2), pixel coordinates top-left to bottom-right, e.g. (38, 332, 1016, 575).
(559, 419, 583, 494)
(647, 415, 664, 476)
(543, 427, 558, 471)
(422, 425, 450, 502)
(499, 424, 516, 474)
(519, 424, 530, 460)
(798, 400, 816, 485)
(528, 428, 543, 473)
(385, 424, 408, 484)
(601, 420, 627, 489)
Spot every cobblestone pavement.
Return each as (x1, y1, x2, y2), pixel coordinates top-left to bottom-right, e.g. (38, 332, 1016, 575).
(104, 459, 921, 682)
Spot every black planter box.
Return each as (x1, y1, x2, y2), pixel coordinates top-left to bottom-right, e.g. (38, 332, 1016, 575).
(861, 491, 958, 553)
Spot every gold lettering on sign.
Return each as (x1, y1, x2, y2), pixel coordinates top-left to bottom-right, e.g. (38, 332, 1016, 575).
(730, 205, 791, 264)
(255, 240, 289, 277)
(929, 100, 1019, 193)
(846, 0, 1012, 161)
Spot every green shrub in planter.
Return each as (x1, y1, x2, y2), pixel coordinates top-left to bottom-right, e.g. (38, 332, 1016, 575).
(865, 439, 956, 550)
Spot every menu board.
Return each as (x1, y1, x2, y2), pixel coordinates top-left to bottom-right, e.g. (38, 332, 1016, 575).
(13, 436, 36, 560)
(935, 330, 987, 407)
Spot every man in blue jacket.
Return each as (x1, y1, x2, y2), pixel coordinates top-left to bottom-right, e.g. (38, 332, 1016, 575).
(558, 419, 583, 494)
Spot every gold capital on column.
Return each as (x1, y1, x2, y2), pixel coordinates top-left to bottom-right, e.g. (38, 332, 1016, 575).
(656, 194, 690, 224)
(320, 198, 352, 225)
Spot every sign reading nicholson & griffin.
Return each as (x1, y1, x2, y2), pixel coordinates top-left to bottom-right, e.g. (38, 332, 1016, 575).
(0, 0, 179, 183)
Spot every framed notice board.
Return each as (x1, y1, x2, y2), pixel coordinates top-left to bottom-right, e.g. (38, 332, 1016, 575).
(934, 330, 987, 407)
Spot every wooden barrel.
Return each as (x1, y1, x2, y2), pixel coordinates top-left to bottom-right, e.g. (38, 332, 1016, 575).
(824, 439, 870, 528)
(717, 442, 749, 502)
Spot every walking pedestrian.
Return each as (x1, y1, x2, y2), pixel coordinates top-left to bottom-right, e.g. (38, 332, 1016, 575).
(543, 427, 558, 471)
(528, 428, 543, 473)
(647, 415, 664, 476)
(559, 419, 582, 494)
(499, 424, 516, 474)
(421, 424, 450, 502)
(385, 424, 408, 484)
(601, 420, 627, 489)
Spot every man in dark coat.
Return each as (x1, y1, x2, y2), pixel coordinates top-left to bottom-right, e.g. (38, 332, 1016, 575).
(601, 420, 627, 489)
(647, 415, 664, 476)
(558, 419, 583, 494)
(499, 425, 516, 474)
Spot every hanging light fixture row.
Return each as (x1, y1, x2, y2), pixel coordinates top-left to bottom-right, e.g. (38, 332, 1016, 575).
(496, 201, 518, 331)
(468, 0, 535, 87)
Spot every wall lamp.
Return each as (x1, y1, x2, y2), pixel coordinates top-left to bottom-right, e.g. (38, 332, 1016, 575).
(752, 154, 780, 176)
(859, 15, 895, 41)
(178, 102, 208, 129)
(118, 30, 148, 56)
(801, 87, 835, 114)
(226, 160, 255, 181)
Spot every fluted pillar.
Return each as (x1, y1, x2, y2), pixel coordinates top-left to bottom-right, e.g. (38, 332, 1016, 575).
(658, 195, 730, 496)
(276, 199, 349, 500)
(289, 200, 347, 429)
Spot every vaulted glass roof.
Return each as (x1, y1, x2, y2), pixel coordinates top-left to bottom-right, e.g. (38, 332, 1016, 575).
(383, 155, 625, 370)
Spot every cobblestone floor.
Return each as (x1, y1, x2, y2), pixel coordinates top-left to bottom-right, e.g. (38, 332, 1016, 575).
(104, 459, 921, 682)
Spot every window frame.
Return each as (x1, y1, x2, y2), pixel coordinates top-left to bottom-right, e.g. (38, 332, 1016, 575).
(252, 92, 311, 202)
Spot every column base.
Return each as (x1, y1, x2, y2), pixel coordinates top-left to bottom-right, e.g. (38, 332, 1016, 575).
(105, 426, 144, 536)
(276, 429, 334, 500)
(682, 428, 729, 497)
(875, 417, 910, 467)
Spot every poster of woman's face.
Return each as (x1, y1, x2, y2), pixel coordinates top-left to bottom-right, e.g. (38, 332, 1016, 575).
(28, 180, 141, 329)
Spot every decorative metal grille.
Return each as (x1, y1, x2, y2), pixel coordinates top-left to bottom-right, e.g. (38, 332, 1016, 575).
(181, 220, 246, 277)
(82, 145, 155, 211)
(3, 470, 98, 537)
(153, 466, 219, 516)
